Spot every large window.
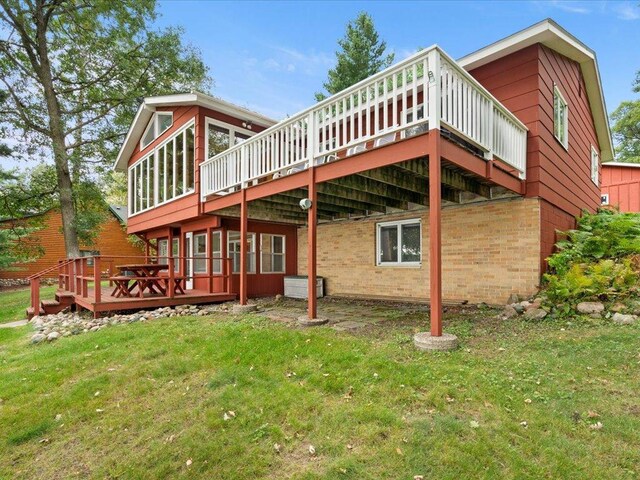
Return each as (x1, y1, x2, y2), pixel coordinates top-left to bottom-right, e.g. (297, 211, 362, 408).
(228, 231, 256, 274)
(193, 233, 207, 273)
(171, 237, 180, 273)
(211, 231, 222, 274)
(376, 219, 421, 266)
(261, 234, 285, 273)
(129, 121, 195, 215)
(158, 238, 169, 265)
(553, 85, 568, 148)
(141, 112, 173, 150)
(205, 118, 254, 160)
(591, 145, 599, 186)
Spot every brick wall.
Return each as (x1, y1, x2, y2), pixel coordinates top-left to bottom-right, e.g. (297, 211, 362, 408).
(297, 197, 541, 304)
(0, 210, 144, 279)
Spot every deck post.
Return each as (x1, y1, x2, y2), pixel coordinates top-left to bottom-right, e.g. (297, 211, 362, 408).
(429, 130, 443, 337)
(82, 258, 88, 298)
(31, 277, 40, 316)
(239, 188, 248, 305)
(307, 167, 318, 320)
(93, 256, 101, 304)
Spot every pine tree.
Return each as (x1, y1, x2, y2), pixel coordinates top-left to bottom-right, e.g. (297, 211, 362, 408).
(315, 12, 394, 101)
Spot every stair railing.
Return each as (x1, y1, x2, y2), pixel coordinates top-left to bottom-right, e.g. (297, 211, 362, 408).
(27, 258, 75, 317)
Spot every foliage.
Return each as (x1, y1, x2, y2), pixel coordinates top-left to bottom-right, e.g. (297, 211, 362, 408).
(315, 12, 394, 101)
(0, 0, 210, 255)
(610, 68, 640, 163)
(544, 209, 640, 302)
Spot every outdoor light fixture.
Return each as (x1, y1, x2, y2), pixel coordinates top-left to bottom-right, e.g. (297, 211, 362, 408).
(242, 120, 252, 130)
(428, 70, 435, 84)
(299, 198, 313, 211)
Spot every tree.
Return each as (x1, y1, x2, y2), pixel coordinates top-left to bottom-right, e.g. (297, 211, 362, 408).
(0, 0, 210, 257)
(611, 72, 640, 163)
(315, 12, 394, 101)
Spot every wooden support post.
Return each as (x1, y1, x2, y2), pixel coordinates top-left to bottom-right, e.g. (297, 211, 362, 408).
(31, 277, 40, 315)
(145, 240, 150, 262)
(82, 258, 88, 298)
(307, 167, 318, 319)
(226, 258, 233, 295)
(239, 189, 248, 305)
(94, 256, 101, 304)
(429, 131, 443, 337)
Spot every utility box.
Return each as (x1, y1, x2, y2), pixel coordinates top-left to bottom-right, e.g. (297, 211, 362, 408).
(284, 276, 324, 299)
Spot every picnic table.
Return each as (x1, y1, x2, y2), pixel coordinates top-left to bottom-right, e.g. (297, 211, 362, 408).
(110, 263, 186, 298)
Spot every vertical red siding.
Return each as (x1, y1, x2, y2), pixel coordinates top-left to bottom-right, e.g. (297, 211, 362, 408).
(601, 165, 640, 212)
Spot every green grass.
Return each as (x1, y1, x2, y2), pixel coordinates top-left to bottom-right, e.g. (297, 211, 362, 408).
(0, 308, 639, 479)
(0, 285, 58, 323)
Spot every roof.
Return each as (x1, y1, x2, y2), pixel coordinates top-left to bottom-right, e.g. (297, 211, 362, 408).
(458, 18, 614, 163)
(113, 91, 277, 171)
(108, 204, 128, 224)
(601, 162, 640, 168)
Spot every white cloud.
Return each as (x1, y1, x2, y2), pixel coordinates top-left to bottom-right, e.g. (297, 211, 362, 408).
(549, 0, 591, 14)
(613, 2, 640, 20)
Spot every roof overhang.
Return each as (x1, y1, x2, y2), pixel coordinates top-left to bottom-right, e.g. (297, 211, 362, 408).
(458, 18, 614, 162)
(113, 91, 277, 171)
(601, 162, 640, 168)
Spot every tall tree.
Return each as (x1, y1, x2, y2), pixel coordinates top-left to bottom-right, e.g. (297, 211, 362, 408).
(315, 12, 394, 101)
(611, 71, 640, 163)
(0, 0, 210, 257)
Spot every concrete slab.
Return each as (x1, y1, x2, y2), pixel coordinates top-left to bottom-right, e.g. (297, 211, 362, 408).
(331, 320, 367, 331)
(0, 320, 29, 328)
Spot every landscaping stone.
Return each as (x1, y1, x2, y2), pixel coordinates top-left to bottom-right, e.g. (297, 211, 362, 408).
(47, 331, 61, 341)
(610, 303, 626, 313)
(502, 305, 518, 319)
(576, 302, 605, 314)
(523, 308, 547, 321)
(297, 316, 329, 327)
(507, 293, 520, 305)
(413, 332, 458, 351)
(331, 320, 366, 331)
(232, 304, 258, 314)
(31, 333, 46, 344)
(612, 313, 637, 325)
(512, 304, 525, 314)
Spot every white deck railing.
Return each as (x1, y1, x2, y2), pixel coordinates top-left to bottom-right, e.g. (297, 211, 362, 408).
(201, 46, 527, 198)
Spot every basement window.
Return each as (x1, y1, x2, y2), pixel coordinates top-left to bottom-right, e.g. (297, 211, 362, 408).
(228, 231, 256, 274)
(376, 219, 421, 267)
(260, 234, 286, 273)
(553, 85, 568, 149)
(601, 193, 609, 206)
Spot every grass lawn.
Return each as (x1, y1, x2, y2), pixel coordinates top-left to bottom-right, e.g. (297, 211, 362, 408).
(1, 303, 639, 479)
(0, 285, 58, 323)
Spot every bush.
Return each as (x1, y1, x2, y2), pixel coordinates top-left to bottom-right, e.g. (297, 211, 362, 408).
(544, 209, 640, 303)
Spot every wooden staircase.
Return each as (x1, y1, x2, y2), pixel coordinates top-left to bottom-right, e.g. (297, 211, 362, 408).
(26, 259, 76, 320)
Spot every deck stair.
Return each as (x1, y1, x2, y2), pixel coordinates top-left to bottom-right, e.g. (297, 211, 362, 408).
(25, 259, 76, 320)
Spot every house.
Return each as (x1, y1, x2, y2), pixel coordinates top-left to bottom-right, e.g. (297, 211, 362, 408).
(600, 162, 640, 212)
(31, 19, 612, 333)
(1, 205, 143, 285)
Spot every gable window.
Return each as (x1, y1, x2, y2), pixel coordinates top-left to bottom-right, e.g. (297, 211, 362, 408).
(140, 112, 174, 150)
(591, 145, 599, 186)
(193, 232, 207, 273)
(260, 234, 286, 273)
(228, 231, 256, 274)
(553, 85, 568, 148)
(376, 219, 421, 266)
(205, 118, 254, 160)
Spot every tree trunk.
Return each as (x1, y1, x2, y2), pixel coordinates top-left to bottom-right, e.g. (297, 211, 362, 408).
(34, 4, 80, 258)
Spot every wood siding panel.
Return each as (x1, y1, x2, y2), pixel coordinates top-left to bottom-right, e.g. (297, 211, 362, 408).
(601, 165, 640, 212)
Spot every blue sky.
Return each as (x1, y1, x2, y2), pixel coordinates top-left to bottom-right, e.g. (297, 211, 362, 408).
(156, 0, 640, 121)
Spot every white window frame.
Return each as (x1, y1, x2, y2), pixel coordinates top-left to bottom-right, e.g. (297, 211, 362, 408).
(553, 85, 569, 149)
(260, 233, 286, 274)
(140, 111, 174, 150)
(193, 232, 207, 274)
(128, 119, 195, 217)
(211, 230, 222, 274)
(158, 238, 169, 265)
(591, 145, 599, 186)
(171, 237, 180, 273)
(601, 193, 609, 206)
(376, 218, 422, 267)
(228, 231, 256, 274)
(204, 117, 255, 161)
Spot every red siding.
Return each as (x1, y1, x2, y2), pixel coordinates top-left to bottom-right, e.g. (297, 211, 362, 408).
(601, 165, 640, 212)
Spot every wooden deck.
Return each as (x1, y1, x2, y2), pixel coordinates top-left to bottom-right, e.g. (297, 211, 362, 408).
(69, 285, 236, 315)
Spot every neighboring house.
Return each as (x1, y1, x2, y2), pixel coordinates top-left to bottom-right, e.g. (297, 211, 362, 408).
(600, 163, 640, 212)
(110, 19, 612, 332)
(0, 205, 143, 281)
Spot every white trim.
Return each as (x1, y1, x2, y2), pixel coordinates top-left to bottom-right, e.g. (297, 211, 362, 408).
(259, 233, 286, 274)
(601, 193, 609, 206)
(553, 84, 569, 150)
(591, 144, 599, 186)
(185, 232, 193, 289)
(193, 231, 207, 274)
(375, 218, 422, 267)
(228, 231, 256, 274)
(139, 111, 174, 151)
(457, 18, 613, 162)
(211, 230, 222, 274)
(204, 117, 256, 161)
(601, 162, 640, 168)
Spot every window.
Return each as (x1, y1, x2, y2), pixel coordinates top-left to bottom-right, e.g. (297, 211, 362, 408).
(553, 85, 568, 148)
(376, 219, 421, 266)
(228, 231, 256, 274)
(261, 234, 286, 273)
(171, 237, 180, 273)
(205, 118, 254, 160)
(158, 239, 169, 265)
(140, 112, 174, 150)
(80, 250, 99, 267)
(601, 193, 609, 206)
(129, 121, 196, 216)
(211, 231, 222, 274)
(591, 145, 599, 186)
(193, 233, 207, 273)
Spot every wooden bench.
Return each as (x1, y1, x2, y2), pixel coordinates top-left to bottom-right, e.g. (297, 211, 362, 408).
(110, 275, 189, 298)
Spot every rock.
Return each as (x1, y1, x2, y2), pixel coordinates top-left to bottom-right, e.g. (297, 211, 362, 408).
(502, 305, 519, 319)
(47, 331, 61, 341)
(31, 333, 46, 344)
(612, 312, 637, 325)
(523, 308, 547, 321)
(530, 297, 543, 309)
(610, 303, 626, 313)
(275, 294, 283, 302)
(512, 304, 525, 314)
(576, 302, 604, 314)
(507, 293, 520, 305)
